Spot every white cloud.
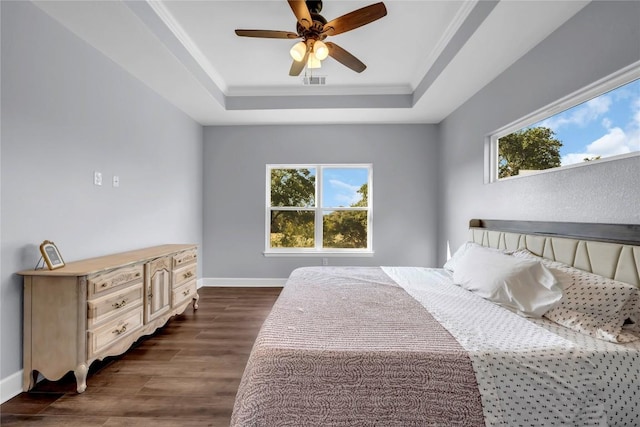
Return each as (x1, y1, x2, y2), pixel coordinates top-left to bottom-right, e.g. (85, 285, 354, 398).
(562, 126, 638, 165)
(562, 152, 594, 165)
(328, 179, 360, 206)
(561, 83, 640, 166)
(540, 95, 612, 130)
(586, 127, 631, 154)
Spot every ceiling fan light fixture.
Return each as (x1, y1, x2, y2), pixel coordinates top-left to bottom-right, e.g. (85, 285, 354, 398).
(307, 54, 322, 69)
(290, 41, 307, 62)
(313, 40, 329, 60)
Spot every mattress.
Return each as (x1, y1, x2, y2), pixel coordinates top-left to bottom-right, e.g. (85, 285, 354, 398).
(231, 266, 640, 426)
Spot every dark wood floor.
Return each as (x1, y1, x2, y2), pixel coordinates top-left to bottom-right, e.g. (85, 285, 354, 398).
(0, 287, 281, 427)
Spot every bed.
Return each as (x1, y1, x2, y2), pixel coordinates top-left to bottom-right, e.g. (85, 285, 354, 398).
(231, 220, 640, 426)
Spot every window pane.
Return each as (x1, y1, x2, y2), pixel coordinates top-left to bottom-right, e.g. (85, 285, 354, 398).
(498, 128, 562, 178)
(270, 210, 314, 248)
(323, 210, 368, 249)
(498, 78, 640, 179)
(270, 168, 316, 207)
(322, 168, 368, 208)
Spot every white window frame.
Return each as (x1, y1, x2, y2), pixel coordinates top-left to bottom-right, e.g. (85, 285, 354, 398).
(486, 61, 640, 184)
(264, 164, 374, 257)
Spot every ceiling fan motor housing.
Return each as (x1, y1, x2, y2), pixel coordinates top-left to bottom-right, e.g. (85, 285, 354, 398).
(297, 14, 327, 42)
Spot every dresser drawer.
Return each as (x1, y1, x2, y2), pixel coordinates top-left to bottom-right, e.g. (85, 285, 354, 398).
(87, 282, 143, 328)
(88, 264, 144, 297)
(173, 263, 197, 289)
(172, 280, 197, 308)
(173, 248, 197, 268)
(88, 307, 143, 358)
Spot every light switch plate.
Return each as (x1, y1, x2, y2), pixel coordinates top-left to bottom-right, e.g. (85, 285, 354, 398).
(113, 175, 120, 187)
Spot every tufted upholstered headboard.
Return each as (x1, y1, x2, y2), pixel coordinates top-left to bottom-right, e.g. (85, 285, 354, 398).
(468, 219, 640, 288)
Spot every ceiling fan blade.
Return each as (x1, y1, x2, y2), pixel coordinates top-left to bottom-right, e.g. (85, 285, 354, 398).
(287, 0, 312, 30)
(322, 2, 387, 36)
(326, 42, 366, 73)
(289, 50, 310, 76)
(235, 29, 299, 39)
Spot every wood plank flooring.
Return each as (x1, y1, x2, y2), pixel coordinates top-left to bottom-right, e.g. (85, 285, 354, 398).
(0, 287, 282, 427)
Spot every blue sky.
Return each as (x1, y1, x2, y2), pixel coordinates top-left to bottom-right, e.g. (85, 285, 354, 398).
(532, 78, 640, 165)
(322, 168, 368, 208)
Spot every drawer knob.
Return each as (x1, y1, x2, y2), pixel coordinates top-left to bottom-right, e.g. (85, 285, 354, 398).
(183, 289, 191, 296)
(113, 299, 127, 309)
(112, 324, 128, 335)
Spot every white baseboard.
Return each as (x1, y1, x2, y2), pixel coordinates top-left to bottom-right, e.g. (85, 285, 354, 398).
(200, 278, 286, 287)
(1, 370, 23, 404)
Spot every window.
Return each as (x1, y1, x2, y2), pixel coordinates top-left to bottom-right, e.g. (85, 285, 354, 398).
(489, 64, 640, 181)
(265, 164, 372, 255)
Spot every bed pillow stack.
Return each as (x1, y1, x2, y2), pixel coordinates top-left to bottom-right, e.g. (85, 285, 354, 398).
(512, 249, 640, 343)
(448, 243, 563, 317)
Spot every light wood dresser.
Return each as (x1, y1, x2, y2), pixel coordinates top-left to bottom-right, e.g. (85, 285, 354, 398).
(18, 244, 199, 393)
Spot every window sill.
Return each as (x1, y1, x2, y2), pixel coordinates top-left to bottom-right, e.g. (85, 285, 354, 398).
(263, 251, 374, 258)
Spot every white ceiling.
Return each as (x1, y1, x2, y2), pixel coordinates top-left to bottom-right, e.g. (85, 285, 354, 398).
(33, 0, 590, 126)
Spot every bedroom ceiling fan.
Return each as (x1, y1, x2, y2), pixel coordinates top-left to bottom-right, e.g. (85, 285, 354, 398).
(235, 0, 387, 76)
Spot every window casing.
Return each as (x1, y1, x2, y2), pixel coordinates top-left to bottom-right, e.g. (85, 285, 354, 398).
(487, 62, 640, 183)
(265, 164, 373, 256)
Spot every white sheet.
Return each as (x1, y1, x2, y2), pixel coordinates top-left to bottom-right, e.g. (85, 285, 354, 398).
(383, 266, 606, 426)
(530, 317, 640, 426)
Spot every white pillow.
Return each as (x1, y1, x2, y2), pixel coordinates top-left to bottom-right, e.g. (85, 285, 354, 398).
(444, 242, 506, 273)
(511, 249, 576, 290)
(452, 244, 562, 317)
(544, 269, 639, 343)
(512, 248, 640, 342)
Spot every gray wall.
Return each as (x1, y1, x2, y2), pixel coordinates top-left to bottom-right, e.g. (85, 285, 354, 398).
(203, 124, 439, 278)
(438, 1, 640, 263)
(1, 1, 203, 382)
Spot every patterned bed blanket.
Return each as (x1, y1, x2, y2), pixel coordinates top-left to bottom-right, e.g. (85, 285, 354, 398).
(231, 267, 484, 426)
(230, 266, 607, 426)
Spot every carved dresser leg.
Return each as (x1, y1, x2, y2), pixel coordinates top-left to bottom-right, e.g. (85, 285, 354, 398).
(74, 364, 88, 393)
(193, 292, 200, 310)
(23, 369, 37, 392)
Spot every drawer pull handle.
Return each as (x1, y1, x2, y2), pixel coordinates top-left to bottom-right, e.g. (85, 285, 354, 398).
(183, 271, 193, 279)
(183, 289, 191, 296)
(101, 283, 107, 288)
(113, 299, 127, 309)
(113, 324, 128, 335)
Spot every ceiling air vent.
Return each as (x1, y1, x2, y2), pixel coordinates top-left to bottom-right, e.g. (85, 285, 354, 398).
(303, 76, 326, 85)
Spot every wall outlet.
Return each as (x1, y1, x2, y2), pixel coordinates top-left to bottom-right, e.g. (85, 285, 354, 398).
(322, 258, 329, 266)
(93, 171, 102, 186)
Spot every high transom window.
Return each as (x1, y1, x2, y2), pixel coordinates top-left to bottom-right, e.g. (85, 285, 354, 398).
(489, 64, 639, 181)
(265, 164, 372, 255)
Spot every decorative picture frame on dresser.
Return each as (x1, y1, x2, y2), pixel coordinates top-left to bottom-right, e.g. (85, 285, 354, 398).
(39, 240, 65, 270)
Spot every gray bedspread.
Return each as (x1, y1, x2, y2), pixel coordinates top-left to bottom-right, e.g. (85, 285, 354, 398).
(231, 267, 485, 426)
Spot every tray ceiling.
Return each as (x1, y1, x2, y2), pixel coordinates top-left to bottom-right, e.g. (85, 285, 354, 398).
(33, 0, 589, 125)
